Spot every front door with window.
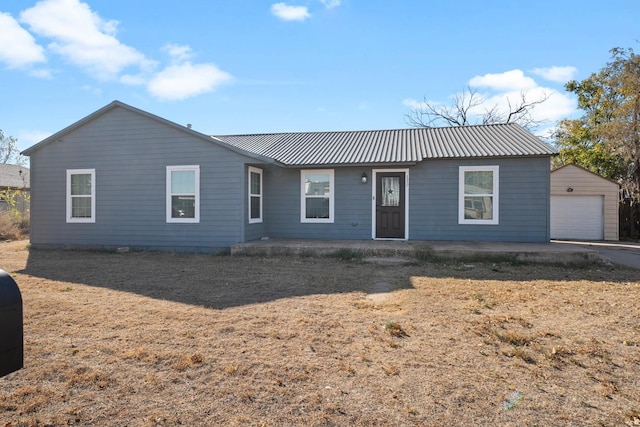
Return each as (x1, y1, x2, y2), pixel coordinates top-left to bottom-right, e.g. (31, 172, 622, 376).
(375, 172, 405, 238)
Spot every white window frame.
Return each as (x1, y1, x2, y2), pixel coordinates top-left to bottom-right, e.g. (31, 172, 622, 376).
(66, 169, 96, 223)
(166, 165, 200, 223)
(458, 165, 499, 225)
(301, 169, 334, 223)
(248, 166, 263, 224)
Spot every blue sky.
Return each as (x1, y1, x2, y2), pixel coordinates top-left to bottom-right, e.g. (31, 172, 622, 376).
(1, 0, 639, 154)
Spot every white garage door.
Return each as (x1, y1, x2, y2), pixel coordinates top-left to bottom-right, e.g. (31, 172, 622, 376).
(551, 196, 604, 240)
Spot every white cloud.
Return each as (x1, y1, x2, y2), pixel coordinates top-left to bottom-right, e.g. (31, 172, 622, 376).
(271, 3, 311, 21)
(0, 12, 46, 68)
(146, 43, 233, 100)
(529, 90, 576, 122)
(19, 0, 153, 80)
(11, 0, 233, 101)
(476, 87, 575, 124)
(531, 66, 577, 83)
(164, 43, 194, 64)
(148, 62, 233, 101)
(320, 0, 341, 8)
(403, 69, 577, 131)
(466, 69, 577, 126)
(468, 69, 537, 92)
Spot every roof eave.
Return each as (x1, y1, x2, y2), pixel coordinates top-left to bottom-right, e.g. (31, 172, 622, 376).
(21, 100, 280, 166)
(273, 152, 556, 168)
(280, 161, 419, 168)
(21, 101, 124, 156)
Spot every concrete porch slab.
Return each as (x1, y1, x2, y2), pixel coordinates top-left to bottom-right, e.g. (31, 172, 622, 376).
(231, 238, 601, 265)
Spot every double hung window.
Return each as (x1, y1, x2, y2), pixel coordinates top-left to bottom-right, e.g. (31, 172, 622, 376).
(167, 165, 200, 223)
(66, 169, 95, 223)
(301, 169, 334, 223)
(248, 167, 263, 223)
(459, 166, 499, 225)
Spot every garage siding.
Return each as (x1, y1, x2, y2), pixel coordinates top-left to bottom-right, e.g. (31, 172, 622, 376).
(550, 165, 619, 241)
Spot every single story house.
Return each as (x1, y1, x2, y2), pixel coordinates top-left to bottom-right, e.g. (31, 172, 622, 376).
(22, 100, 557, 253)
(550, 164, 619, 241)
(0, 164, 30, 213)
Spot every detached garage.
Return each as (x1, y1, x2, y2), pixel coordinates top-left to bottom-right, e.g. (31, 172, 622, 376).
(550, 164, 619, 241)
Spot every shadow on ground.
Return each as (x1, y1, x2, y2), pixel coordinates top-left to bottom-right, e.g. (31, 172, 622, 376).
(19, 248, 637, 310)
(20, 248, 416, 309)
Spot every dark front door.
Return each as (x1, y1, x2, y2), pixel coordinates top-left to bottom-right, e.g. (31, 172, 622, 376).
(375, 172, 405, 239)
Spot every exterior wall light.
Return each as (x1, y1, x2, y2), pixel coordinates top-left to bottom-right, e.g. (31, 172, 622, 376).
(361, 172, 368, 184)
(567, 187, 574, 192)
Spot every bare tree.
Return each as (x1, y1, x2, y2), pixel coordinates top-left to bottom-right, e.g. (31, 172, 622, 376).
(0, 130, 25, 165)
(405, 87, 551, 131)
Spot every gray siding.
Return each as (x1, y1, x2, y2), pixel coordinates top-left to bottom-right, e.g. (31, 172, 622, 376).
(262, 157, 550, 243)
(263, 167, 372, 240)
(551, 165, 619, 240)
(28, 101, 552, 251)
(29, 107, 260, 252)
(409, 157, 550, 242)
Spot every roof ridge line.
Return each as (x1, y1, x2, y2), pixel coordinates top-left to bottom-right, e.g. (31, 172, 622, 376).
(212, 123, 518, 138)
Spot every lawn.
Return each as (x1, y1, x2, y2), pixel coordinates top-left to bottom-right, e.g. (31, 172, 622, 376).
(1, 240, 639, 426)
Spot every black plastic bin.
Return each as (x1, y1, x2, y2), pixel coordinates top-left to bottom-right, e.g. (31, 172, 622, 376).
(0, 269, 23, 377)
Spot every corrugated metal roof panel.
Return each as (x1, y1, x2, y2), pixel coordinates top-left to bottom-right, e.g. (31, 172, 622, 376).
(213, 123, 556, 166)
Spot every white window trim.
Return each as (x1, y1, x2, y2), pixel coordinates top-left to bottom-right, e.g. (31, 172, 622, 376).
(166, 165, 200, 223)
(459, 165, 499, 225)
(66, 169, 95, 223)
(301, 169, 334, 223)
(248, 166, 263, 224)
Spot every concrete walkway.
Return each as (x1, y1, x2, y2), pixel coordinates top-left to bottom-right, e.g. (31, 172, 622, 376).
(231, 238, 602, 265)
(553, 240, 640, 269)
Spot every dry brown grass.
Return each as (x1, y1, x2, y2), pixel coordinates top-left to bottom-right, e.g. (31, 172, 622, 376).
(0, 211, 29, 240)
(1, 240, 639, 426)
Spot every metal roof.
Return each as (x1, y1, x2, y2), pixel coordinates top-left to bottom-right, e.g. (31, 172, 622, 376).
(213, 123, 556, 166)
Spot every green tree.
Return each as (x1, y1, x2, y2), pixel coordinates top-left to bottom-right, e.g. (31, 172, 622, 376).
(555, 47, 640, 201)
(553, 118, 627, 179)
(555, 47, 640, 237)
(0, 129, 26, 165)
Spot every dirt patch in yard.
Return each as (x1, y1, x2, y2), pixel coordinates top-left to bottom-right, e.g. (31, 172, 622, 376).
(1, 240, 639, 426)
